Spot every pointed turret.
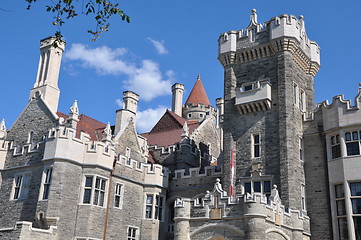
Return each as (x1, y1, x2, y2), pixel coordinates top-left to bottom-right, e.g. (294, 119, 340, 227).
(185, 74, 211, 107)
(183, 74, 214, 121)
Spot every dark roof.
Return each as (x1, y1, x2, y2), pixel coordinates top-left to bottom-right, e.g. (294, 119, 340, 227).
(56, 112, 106, 141)
(185, 74, 211, 106)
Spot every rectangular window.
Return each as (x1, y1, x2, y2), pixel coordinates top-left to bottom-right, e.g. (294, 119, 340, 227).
(127, 227, 138, 240)
(145, 194, 164, 221)
(293, 83, 299, 106)
(12, 173, 31, 200)
(82, 175, 107, 207)
(41, 167, 53, 200)
(245, 182, 251, 194)
(335, 184, 348, 239)
(252, 134, 260, 158)
(345, 131, 360, 156)
(299, 89, 306, 111)
(331, 135, 341, 159)
(145, 194, 153, 219)
(299, 137, 304, 161)
(114, 183, 123, 209)
(243, 180, 271, 197)
(253, 181, 261, 192)
(126, 147, 131, 165)
(301, 184, 306, 211)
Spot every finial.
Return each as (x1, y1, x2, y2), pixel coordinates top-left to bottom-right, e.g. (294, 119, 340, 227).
(181, 121, 189, 138)
(70, 100, 79, 115)
(299, 15, 304, 20)
(197, 73, 201, 81)
(250, 8, 258, 24)
(102, 122, 112, 142)
(0, 119, 6, 131)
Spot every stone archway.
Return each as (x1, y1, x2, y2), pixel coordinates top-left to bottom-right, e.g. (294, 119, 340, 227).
(190, 223, 244, 240)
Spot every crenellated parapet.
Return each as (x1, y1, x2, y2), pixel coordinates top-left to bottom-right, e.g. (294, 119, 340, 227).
(117, 154, 170, 188)
(218, 9, 320, 76)
(173, 166, 222, 179)
(306, 83, 361, 131)
(173, 179, 310, 240)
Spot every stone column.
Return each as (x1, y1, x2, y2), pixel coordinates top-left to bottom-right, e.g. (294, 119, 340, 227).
(174, 198, 191, 240)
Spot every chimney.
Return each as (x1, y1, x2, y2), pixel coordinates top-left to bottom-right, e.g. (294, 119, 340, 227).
(171, 83, 184, 116)
(115, 91, 139, 135)
(29, 36, 65, 113)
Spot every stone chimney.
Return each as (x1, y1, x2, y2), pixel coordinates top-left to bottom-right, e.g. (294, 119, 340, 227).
(115, 91, 139, 135)
(171, 83, 184, 116)
(29, 36, 65, 113)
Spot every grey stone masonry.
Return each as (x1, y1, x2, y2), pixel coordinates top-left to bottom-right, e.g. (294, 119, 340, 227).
(218, 10, 319, 211)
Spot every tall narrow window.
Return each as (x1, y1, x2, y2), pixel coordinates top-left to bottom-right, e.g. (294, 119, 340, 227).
(293, 83, 299, 106)
(335, 184, 348, 240)
(93, 177, 106, 206)
(299, 89, 306, 111)
(114, 183, 123, 209)
(299, 137, 304, 161)
(126, 147, 131, 165)
(252, 134, 260, 158)
(301, 184, 306, 210)
(145, 194, 153, 219)
(345, 131, 360, 156)
(155, 195, 164, 221)
(331, 135, 341, 159)
(127, 226, 138, 240)
(42, 167, 53, 200)
(12, 173, 31, 200)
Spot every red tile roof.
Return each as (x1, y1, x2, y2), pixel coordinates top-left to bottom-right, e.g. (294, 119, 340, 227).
(141, 110, 200, 148)
(56, 112, 106, 141)
(185, 74, 211, 106)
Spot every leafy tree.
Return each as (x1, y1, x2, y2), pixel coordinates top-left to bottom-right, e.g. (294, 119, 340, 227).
(25, 0, 130, 44)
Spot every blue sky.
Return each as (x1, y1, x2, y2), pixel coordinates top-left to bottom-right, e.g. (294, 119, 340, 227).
(1, 0, 360, 133)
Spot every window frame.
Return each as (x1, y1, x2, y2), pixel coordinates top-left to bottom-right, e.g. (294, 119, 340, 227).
(252, 133, 261, 158)
(39, 166, 53, 201)
(331, 134, 341, 159)
(144, 193, 164, 221)
(345, 131, 360, 156)
(11, 172, 31, 201)
(127, 226, 139, 240)
(114, 183, 124, 209)
(81, 175, 108, 207)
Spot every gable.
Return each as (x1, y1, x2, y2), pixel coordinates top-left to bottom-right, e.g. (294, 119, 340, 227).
(115, 121, 143, 161)
(149, 110, 184, 133)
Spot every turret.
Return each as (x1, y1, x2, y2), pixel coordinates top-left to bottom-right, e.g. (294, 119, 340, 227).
(218, 10, 320, 210)
(171, 83, 184, 116)
(115, 91, 139, 135)
(182, 74, 215, 121)
(66, 100, 79, 129)
(29, 36, 65, 113)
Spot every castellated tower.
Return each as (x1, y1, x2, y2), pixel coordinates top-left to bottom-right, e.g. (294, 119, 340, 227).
(218, 9, 320, 209)
(29, 37, 65, 113)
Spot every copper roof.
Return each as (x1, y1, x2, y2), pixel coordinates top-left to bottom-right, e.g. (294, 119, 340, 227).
(141, 110, 200, 148)
(185, 74, 211, 106)
(56, 111, 106, 141)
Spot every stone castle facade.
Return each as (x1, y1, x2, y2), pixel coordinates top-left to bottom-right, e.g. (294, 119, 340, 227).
(0, 10, 361, 240)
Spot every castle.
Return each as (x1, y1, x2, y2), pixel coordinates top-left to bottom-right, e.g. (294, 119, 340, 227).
(0, 9, 360, 240)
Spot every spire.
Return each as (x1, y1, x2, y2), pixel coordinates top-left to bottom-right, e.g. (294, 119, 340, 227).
(185, 74, 211, 106)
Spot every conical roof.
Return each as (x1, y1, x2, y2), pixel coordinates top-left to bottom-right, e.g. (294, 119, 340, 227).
(185, 74, 211, 106)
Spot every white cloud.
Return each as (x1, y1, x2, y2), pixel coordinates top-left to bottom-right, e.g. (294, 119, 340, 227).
(147, 37, 168, 55)
(64, 44, 174, 101)
(136, 105, 168, 133)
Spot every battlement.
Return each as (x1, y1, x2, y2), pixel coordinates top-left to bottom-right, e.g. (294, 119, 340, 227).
(173, 166, 222, 179)
(0, 221, 58, 240)
(305, 84, 361, 131)
(117, 155, 170, 188)
(218, 10, 320, 75)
